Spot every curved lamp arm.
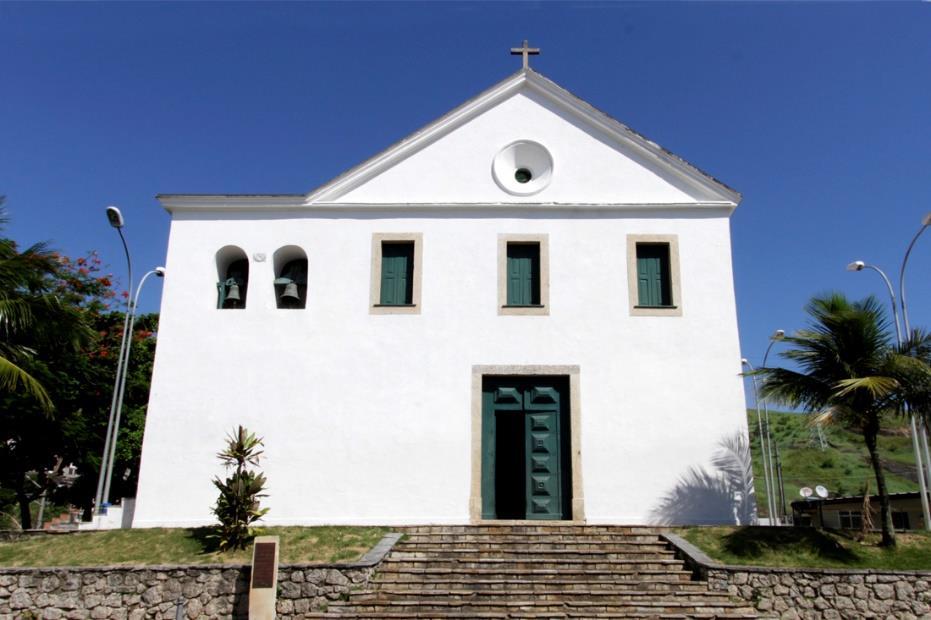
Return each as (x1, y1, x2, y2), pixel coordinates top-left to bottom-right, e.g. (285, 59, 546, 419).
(899, 213, 931, 336)
(848, 261, 902, 344)
(101, 267, 165, 504)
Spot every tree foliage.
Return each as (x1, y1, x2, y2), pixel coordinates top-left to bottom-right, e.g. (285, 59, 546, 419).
(211, 426, 269, 551)
(0, 201, 158, 529)
(759, 293, 931, 547)
(0, 201, 93, 411)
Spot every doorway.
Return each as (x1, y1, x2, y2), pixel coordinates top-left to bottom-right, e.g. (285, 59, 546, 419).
(481, 376, 571, 520)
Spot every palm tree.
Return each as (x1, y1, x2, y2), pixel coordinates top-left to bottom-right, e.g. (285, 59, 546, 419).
(0, 201, 91, 412)
(758, 293, 931, 547)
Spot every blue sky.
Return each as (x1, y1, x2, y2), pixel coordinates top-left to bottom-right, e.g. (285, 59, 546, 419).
(2, 1, 930, 395)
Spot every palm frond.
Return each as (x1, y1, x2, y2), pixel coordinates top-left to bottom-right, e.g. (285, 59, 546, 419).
(0, 354, 53, 412)
(898, 328, 931, 361)
(834, 376, 900, 399)
(0, 298, 35, 337)
(813, 403, 861, 427)
(757, 367, 831, 410)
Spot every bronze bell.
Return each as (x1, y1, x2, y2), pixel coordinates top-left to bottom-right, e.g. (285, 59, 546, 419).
(280, 282, 300, 303)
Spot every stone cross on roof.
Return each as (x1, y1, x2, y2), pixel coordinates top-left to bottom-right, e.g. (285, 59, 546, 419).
(510, 40, 540, 69)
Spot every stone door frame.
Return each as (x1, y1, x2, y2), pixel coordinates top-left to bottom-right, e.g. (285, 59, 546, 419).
(469, 365, 584, 523)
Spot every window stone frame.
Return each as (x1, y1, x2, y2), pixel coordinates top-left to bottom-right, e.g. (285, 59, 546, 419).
(627, 234, 682, 317)
(369, 232, 423, 315)
(498, 233, 549, 316)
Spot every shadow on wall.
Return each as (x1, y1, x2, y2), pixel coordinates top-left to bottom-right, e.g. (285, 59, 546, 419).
(650, 431, 757, 526)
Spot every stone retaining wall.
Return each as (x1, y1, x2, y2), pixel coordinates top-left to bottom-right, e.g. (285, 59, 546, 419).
(664, 532, 931, 620)
(0, 564, 372, 619)
(0, 533, 400, 619)
(706, 566, 931, 619)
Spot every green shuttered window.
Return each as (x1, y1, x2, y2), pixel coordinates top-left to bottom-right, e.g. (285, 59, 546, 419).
(506, 243, 541, 306)
(636, 243, 673, 307)
(379, 242, 414, 305)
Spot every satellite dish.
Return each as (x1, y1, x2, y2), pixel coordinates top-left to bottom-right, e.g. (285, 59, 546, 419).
(815, 485, 829, 498)
(800, 487, 813, 498)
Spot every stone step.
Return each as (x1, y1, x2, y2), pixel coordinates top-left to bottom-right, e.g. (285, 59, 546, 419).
(391, 549, 676, 561)
(380, 566, 693, 581)
(374, 576, 701, 589)
(383, 557, 686, 571)
(301, 525, 757, 620)
(315, 599, 754, 614)
(397, 542, 672, 553)
(348, 588, 736, 603)
(400, 533, 666, 544)
(400, 525, 662, 535)
(308, 612, 757, 619)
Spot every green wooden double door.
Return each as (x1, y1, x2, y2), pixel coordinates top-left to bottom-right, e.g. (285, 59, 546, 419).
(481, 376, 571, 520)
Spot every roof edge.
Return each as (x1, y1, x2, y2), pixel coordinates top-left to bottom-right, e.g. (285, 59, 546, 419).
(157, 194, 306, 213)
(304, 69, 527, 203)
(155, 197, 736, 214)
(303, 67, 741, 206)
(522, 70, 742, 204)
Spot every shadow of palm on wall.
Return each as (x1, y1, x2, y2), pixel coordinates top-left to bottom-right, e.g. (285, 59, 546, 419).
(650, 431, 757, 526)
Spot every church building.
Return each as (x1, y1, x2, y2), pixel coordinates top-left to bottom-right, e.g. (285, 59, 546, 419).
(133, 50, 750, 527)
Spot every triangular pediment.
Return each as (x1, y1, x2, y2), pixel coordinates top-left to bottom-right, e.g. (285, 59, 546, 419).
(305, 69, 739, 208)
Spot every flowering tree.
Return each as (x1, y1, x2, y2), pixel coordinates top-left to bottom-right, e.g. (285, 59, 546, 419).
(0, 203, 158, 528)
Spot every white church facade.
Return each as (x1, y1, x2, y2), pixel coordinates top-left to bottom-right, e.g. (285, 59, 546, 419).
(133, 66, 751, 527)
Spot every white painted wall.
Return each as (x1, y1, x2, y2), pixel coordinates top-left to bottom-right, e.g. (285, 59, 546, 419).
(334, 90, 714, 205)
(133, 208, 748, 527)
(135, 75, 748, 527)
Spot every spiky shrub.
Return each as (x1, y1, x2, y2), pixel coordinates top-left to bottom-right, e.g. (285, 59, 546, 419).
(212, 426, 269, 551)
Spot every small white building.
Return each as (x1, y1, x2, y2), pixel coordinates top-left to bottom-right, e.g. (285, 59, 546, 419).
(133, 65, 751, 527)
(792, 493, 923, 531)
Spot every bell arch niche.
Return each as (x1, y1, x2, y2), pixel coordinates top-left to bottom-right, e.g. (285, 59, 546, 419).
(273, 246, 308, 310)
(216, 246, 249, 309)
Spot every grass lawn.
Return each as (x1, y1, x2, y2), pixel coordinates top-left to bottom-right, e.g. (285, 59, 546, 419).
(678, 526, 931, 570)
(748, 410, 919, 516)
(0, 526, 388, 568)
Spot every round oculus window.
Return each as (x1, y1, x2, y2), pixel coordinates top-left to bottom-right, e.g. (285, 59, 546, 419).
(492, 141, 553, 196)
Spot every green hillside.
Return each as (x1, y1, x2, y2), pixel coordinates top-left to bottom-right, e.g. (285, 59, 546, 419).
(748, 410, 920, 517)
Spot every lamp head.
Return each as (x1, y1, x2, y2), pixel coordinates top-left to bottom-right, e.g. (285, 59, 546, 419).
(105, 206, 125, 229)
(772, 329, 785, 340)
(847, 260, 865, 272)
(154, 267, 166, 277)
(923, 213, 931, 227)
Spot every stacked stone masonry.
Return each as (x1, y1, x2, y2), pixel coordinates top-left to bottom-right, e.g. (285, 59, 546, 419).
(707, 568, 931, 620)
(5, 529, 931, 619)
(308, 525, 760, 618)
(0, 564, 373, 620)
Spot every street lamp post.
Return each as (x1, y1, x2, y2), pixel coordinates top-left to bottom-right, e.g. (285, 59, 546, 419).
(848, 259, 931, 531)
(899, 213, 931, 506)
(846, 261, 929, 527)
(94, 207, 132, 515)
(848, 211, 931, 531)
(742, 359, 775, 525)
(101, 267, 165, 507)
(846, 261, 903, 341)
(761, 329, 786, 524)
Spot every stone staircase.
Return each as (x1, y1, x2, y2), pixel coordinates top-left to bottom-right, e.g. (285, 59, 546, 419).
(306, 525, 758, 619)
